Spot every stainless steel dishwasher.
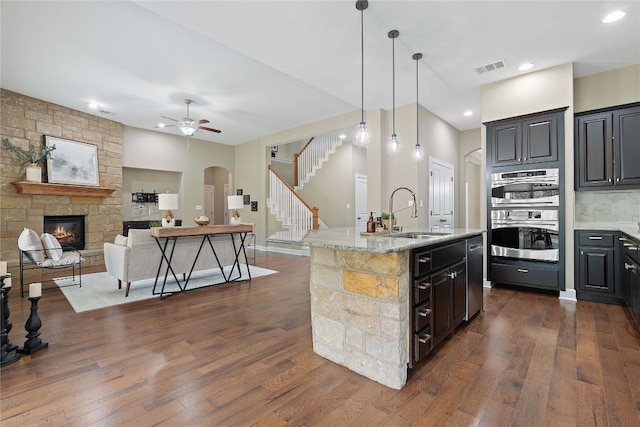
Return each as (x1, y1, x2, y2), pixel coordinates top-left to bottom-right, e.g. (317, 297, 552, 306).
(465, 235, 484, 320)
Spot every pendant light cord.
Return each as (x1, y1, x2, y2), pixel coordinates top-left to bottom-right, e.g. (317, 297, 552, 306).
(360, 7, 365, 123)
(392, 34, 396, 134)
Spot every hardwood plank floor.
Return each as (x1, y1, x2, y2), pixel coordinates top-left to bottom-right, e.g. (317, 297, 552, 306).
(2, 251, 640, 426)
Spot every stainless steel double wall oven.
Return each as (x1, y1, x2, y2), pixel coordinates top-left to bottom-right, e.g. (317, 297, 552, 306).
(490, 168, 560, 262)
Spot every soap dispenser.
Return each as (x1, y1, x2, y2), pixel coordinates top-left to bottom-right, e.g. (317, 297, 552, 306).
(367, 212, 376, 233)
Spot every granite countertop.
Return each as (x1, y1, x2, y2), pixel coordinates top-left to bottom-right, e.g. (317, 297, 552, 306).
(574, 222, 640, 241)
(267, 227, 485, 254)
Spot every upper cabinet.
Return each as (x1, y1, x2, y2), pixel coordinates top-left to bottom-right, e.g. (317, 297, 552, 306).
(487, 110, 563, 168)
(575, 104, 640, 190)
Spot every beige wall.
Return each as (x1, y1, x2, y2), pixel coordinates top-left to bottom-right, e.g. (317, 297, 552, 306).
(298, 141, 366, 228)
(122, 168, 181, 222)
(122, 126, 234, 227)
(574, 64, 640, 112)
(458, 129, 483, 229)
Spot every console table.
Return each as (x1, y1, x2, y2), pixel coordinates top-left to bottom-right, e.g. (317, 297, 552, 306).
(150, 224, 253, 299)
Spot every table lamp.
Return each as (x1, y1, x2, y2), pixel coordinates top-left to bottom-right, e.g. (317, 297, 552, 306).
(158, 193, 178, 227)
(228, 195, 244, 225)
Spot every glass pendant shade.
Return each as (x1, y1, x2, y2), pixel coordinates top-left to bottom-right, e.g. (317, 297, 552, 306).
(389, 134, 400, 153)
(354, 121, 369, 146)
(179, 125, 197, 136)
(414, 142, 423, 159)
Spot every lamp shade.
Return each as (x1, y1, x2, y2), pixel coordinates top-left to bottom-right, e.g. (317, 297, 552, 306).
(158, 193, 178, 210)
(227, 195, 244, 210)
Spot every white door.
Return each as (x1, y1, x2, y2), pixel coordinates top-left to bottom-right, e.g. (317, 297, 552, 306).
(204, 185, 215, 223)
(428, 158, 454, 231)
(355, 173, 367, 231)
(223, 183, 231, 224)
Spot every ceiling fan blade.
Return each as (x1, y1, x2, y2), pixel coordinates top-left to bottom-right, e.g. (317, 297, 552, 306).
(198, 126, 222, 133)
(160, 116, 179, 122)
(198, 119, 210, 125)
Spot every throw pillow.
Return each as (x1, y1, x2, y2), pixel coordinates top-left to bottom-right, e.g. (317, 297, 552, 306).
(41, 233, 63, 261)
(114, 234, 128, 246)
(18, 228, 45, 263)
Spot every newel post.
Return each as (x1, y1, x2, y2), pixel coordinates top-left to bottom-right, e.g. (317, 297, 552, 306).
(312, 207, 319, 229)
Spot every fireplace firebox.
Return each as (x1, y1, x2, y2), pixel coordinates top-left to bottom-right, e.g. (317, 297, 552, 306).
(43, 215, 85, 250)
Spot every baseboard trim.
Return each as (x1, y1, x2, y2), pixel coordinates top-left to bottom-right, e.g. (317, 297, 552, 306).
(559, 289, 577, 302)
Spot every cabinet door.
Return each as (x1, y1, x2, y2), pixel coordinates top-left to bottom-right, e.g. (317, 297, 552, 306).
(522, 113, 558, 164)
(451, 261, 466, 330)
(614, 106, 640, 187)
(578, 247, 615, 294)
(490, 121, 522, 167)
(575, 112, 613, 189)
(431, 269, 452, 348)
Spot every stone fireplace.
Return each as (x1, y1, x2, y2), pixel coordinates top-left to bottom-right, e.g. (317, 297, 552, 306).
(43, 215, 85, 251)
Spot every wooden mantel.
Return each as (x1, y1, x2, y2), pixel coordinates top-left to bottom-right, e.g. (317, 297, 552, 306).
(11, 181, 116, 198)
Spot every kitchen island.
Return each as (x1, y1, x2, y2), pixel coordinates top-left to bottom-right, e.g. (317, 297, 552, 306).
(268, 227, 484, 389)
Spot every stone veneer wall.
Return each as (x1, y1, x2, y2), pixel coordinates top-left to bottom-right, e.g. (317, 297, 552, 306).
(575, 189, 640, 224)
(0, 89, 123, 276)
(309, 247, 410, 389)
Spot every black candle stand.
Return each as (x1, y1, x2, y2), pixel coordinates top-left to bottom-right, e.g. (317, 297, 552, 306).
(1, 275, 20, 367)
(17, 296, 48, 355)
(2, 283, 18, 352)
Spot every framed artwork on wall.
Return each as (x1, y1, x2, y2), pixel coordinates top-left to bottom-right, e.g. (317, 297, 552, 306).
(45, 136, 99, 186)
(243, 195, 250, 205)
(236, 189, 243, 195)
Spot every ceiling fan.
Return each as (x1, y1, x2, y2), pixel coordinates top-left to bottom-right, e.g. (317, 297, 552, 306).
(157, 99, 221, 137)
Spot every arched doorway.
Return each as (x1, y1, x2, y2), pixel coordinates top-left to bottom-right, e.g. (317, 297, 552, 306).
(204, 166, 231, 225)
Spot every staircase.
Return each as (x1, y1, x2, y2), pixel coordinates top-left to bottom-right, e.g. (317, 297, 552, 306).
(267, 165, 319, 232)
(294, 135, 343, 190)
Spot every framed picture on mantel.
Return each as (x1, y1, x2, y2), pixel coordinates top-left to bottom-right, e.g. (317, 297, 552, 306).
(45, 136, 100, 186)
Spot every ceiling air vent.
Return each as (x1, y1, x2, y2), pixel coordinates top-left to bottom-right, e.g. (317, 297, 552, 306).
(474, 59, 507, 75)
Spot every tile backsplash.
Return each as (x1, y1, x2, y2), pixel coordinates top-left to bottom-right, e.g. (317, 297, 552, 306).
(575, 189, 640, 223)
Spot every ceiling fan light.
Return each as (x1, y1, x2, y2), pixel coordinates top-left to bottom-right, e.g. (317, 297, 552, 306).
(179, 125, 197, 136)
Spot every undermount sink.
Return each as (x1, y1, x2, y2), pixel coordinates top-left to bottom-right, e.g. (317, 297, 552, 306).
(382, 231, 450, 239)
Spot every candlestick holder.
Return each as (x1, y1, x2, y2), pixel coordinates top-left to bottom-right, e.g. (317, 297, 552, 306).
(17, 296, 48, 355)
(1, 281, 20, 367)
(1, 283, 17, 352)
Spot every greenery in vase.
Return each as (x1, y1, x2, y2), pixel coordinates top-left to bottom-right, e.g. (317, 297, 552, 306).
(1, 137, 56, 165)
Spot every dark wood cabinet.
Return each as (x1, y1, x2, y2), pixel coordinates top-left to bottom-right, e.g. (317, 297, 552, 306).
(575, 104, 640, 190)
(488, 110, 561, 168)
(575, 230, 622, 304)
(621, 235, 640, 328)
(410, 238, 474, 365)
(451, 260, 466, 330)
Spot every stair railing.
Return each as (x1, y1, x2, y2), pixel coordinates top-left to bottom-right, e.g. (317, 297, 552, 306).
(293, 137, 314, 187)
(268, 165, 319, 231)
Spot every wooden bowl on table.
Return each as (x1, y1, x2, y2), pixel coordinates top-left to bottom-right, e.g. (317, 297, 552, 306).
(194, 218, 210, 227)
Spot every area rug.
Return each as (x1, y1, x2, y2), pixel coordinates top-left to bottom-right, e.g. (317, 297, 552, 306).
(53, 265, 277, 313)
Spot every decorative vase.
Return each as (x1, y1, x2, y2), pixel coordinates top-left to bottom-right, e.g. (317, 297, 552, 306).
(25, 164, 42, 183)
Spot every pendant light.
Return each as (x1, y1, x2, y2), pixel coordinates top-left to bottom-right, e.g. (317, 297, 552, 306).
(354, 0, 369, 147)
(413, 52, 423, 160)
(388, 29, 400, 153)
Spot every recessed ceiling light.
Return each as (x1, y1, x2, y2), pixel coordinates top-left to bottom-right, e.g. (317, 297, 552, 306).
(518, 63, 534, 71)
(603, 11, 625, 23)
(88, 101, 99, 109)
(157, 123, 166, 128)
(339, 134, 346, 139)
(463, 111, 473, 117)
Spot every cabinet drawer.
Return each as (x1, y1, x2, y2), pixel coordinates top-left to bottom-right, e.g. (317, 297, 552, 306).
(414, 277, 432, 305)
(431, 241, 466, 271)
(578, 233, 615, 247)
(414, 249, 432, 277)
(414, 301, 432, 332)
(492, 263, 559, 289)
(414, 325, 432, 362)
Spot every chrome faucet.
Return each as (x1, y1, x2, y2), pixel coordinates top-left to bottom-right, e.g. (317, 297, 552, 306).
(388, 187, 418, 232)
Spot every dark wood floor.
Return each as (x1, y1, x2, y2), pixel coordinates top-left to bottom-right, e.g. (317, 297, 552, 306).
(2, 251, 640, 426)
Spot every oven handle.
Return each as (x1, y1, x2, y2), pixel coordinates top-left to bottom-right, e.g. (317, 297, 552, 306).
(491, 220, 559, 231)
(491, 197, 558, 206)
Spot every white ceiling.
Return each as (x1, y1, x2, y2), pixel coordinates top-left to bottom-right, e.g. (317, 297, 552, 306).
(2, 1, 638, 146)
